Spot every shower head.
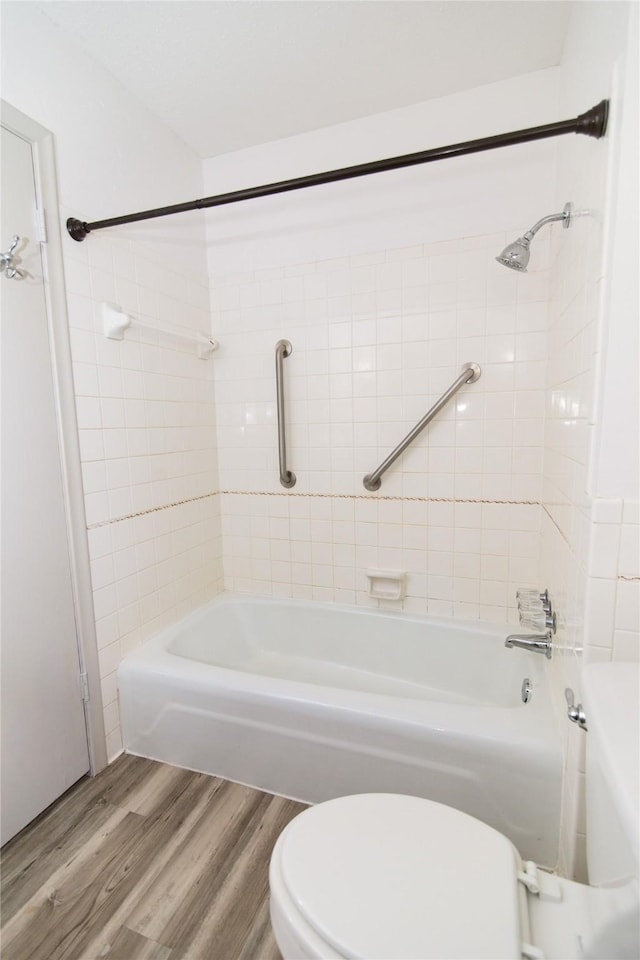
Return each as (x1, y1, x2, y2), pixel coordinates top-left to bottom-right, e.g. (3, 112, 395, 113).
(496, 203, 572, 272)
(496, 236, 531, 272)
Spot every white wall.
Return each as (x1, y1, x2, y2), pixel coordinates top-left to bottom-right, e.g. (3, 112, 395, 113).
(203, 69, 560, 275)
(541, 0, 639, 880)
(590, 5, 639, 500)
(2, 4, 224, 760)
(1, 3, 207, 272)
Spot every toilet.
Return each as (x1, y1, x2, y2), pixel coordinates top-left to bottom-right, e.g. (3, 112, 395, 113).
(269, 663, 639, 959)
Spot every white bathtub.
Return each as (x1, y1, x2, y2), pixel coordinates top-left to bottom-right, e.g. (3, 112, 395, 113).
(118, 594, 562, 866)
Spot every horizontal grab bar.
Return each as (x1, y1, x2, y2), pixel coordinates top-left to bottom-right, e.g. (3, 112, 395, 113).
(363, 362, 481, 491)
(275, 340, 296, 489)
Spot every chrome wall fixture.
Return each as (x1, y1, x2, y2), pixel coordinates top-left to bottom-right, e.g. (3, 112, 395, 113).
(0, 235, 25, 279)
(505, 632, 553, 658)
(516, 588, 557, 633)
(275, 340, 296, 489)
(363, 362, 481, 491)
(504, 588, 557, 659)
(565, 688, 588, 731)
(66, 102, 608, 243)
(496, 203, 572, 272)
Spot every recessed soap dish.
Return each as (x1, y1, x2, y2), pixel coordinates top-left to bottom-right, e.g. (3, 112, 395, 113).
(366, 569, 406, 601)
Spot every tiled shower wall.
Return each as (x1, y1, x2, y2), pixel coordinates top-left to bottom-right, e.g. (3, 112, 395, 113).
(541, 203, 611, 879)
(542, 203, 639, 878)
(540, 1, 639, 881)
(63, 223, 224, 758)
(542, 204, 639, 675)
(211, 229, 553, 619)
(543, 234, 639, 878)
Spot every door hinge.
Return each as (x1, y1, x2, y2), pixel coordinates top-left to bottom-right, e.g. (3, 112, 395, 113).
(80, 672, 90, 702)
(35, 206, 47, 244)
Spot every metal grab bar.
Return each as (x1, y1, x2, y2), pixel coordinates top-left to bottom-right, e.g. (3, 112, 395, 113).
(275, 340, 296, 488)
(363, 362, 481, 491)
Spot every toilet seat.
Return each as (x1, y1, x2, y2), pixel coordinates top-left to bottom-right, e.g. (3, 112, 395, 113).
(270, 793, 525, 960)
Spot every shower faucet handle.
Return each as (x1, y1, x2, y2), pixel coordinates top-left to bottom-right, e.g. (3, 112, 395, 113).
(520, 609, 556, 633)
(516, 588, 549, 604)
(515, 588, 557, 636)
(517, 588, 553, 617)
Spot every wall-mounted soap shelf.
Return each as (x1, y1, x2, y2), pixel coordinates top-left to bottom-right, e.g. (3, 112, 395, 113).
(366, 569, 406, 601)
(102, 302, 218, 359)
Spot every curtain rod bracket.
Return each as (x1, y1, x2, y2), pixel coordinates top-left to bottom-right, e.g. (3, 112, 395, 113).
(66, 100, 609, 243)
(67, 218, 91, 241)
(576, 99, 609, 138)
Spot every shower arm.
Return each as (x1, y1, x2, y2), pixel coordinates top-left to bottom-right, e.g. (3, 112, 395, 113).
(66, 101, 608, 242)
(523, 207, 571, 241)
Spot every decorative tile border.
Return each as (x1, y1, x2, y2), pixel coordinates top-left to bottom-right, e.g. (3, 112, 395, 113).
(219, 490, 539, 506)
(86, 491, 219, 529)
(87, 489, 541, 531)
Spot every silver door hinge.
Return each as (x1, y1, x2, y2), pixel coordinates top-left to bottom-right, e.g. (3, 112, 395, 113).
(35, 206, 47, 244)
(80, 672, 90, 702)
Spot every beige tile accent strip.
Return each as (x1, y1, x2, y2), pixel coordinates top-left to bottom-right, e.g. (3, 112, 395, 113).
(220, 490, 539, 505)
(86, 492, 219, 531)
(86, 488, 539, 533)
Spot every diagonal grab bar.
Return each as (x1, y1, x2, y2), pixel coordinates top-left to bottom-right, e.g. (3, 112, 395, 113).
(363, 363, 481, 491)
(275, 340, 296, 488)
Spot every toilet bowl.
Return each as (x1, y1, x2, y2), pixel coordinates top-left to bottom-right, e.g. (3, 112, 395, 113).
(269, 663, 639, 959)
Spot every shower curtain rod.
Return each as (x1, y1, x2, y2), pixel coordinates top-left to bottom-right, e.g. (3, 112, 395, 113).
(66, 100, 608, 242)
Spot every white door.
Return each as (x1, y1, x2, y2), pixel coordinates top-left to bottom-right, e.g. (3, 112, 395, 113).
(1, 125, 90, 845)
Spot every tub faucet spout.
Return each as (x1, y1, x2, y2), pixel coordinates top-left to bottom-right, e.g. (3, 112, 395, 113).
(505, 632, 552, 659)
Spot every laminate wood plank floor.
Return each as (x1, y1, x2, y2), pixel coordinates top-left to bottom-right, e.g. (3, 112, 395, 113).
(1, 754, 307, 960)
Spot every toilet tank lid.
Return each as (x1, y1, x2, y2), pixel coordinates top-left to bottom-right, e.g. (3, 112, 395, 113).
(279, 793, 523, 960)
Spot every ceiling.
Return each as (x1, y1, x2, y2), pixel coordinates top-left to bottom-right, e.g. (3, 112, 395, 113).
(35, 1, 572, 159)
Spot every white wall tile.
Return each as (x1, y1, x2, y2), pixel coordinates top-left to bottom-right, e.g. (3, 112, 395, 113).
(615, 581, 640, 634)
(61, 230, 226, 748)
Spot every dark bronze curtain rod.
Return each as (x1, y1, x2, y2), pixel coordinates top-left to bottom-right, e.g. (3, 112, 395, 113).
(67, 100, 608, 242)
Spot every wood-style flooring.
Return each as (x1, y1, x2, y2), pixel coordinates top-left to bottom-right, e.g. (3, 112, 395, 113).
(1, 754, 307, 960)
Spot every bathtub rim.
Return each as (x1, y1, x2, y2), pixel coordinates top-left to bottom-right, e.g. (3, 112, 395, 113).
(132, 589, 524, 655)
(118, 591, 561, 749)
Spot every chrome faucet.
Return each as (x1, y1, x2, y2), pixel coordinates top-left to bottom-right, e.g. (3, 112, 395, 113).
(505, 632, 553, 659)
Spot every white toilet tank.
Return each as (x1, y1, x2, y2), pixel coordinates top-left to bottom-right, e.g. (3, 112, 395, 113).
(582, 662, 639, 887)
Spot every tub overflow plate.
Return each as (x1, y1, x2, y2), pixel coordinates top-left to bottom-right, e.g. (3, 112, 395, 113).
(521, 678, 532, 703)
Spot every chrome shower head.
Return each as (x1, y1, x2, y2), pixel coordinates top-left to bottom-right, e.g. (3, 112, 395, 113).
(496, 202, 572, 272)
(495, 236, 531, 272)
